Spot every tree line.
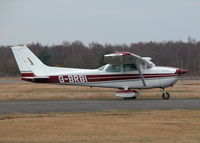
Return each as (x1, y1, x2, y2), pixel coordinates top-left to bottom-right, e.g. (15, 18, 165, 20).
(0, 40, 200, 76)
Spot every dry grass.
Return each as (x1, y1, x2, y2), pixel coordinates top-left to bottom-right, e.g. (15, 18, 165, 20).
(0, 77, 200, 100)
(0, 110, 199, 143)
(0, 81, 117, 100)
(0, 77, 200, 143)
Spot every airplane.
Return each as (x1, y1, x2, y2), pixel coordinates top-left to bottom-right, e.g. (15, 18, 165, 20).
(11, 46, 188, 100)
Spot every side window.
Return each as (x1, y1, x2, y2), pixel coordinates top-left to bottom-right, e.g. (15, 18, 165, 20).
(123, 64, 137, 72)
(106, 65, 121, 72)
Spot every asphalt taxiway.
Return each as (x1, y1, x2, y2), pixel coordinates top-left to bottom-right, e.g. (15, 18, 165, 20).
(0, 99, 199, 114)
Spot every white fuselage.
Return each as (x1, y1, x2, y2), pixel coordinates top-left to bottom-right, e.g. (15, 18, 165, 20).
(30, 64, 179, 90)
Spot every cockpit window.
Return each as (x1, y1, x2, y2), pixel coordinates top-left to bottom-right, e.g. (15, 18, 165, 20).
(123, 64, 137, 72)
(106, 65, 121, 72)
(146, 61, 156, 69)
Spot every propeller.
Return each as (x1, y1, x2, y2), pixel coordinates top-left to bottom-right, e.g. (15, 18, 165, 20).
(175, 68, 188, 84)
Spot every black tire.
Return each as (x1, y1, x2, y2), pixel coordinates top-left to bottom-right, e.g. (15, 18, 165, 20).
(123, 97, 137, 100)
(162, 92, 170, 100)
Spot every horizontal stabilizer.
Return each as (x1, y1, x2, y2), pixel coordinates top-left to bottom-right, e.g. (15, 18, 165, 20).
(22, 76, 50, 83)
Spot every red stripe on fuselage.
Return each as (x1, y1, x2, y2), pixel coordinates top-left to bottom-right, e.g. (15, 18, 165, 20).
(20, 73, 178, 83)
(86, 73, 176, 78)
(87, 74, 178, 82)
(49, 73, 178, 83)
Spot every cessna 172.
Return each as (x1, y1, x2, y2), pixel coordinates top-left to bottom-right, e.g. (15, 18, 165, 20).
(11, 46, 188, 100)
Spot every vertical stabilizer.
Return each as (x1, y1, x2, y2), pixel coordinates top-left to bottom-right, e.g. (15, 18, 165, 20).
(11, 46, 48, 77)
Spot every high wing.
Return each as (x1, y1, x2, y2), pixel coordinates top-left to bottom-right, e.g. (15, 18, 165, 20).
(104, 52, 149, 65)
(104, 52, 151, 87)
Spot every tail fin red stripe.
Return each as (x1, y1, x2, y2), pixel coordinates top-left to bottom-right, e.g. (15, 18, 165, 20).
(21, 73, 35, 77)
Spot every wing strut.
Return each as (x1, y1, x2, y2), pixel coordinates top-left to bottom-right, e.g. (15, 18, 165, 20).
(136, 61, 147, 87)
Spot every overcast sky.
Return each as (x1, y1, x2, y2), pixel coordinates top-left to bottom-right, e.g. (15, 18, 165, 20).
(0, 0, 200, 46)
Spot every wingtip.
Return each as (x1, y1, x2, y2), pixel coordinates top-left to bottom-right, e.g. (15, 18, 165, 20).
(11, 45, 27, 49)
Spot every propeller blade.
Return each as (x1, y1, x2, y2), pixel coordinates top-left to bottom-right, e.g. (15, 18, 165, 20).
(175, 68, 188, 84)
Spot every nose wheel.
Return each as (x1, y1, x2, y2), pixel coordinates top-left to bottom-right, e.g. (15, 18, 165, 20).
(162, 89, 170, 100)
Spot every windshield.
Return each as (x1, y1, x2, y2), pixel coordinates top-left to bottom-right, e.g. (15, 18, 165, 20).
(98, 65, 105, 70)
(147, 60, 156, 68)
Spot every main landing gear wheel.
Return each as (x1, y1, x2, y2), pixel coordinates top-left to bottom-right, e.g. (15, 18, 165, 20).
(115, 90, 139, 100)
(123, 97, 137, 100)
(162, 91, 170, 100)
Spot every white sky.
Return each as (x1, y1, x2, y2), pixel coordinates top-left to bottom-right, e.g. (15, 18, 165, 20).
(0, 0, 200, 46)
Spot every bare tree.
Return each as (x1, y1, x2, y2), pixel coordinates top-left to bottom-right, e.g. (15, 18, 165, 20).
(0, 41, 200, 76)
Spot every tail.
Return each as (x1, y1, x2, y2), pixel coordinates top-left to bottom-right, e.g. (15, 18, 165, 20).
(11, 46, 48, 78)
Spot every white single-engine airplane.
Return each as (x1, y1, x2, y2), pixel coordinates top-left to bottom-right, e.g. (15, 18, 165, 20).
(11, 46, 188, 100)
